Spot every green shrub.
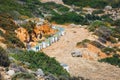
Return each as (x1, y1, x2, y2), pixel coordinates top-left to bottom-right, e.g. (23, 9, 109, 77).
(42, 2, 69, 13)
(0, 30, 3, 36)
(101, 14, 113, 24)
(111, 27, 120, 41)
(63, 0, 120, 9)
(109, 36, 117, 43)
(111, 0, 120, 8)
(12, 72, 37, 80)
(76, 39, 90, 48)
(90, 41, 105, 49)
(113, 19, 120, 26)
(69, 76, 90, 80)
(99, 54, 120, 67)
(0, 46, 10, 67)
(85, 14, 102, 22)
(92, 10, 104, 14)
(88, 20, 107, 31)
(63, 0, 108, 9)
(50, 12, 86, 24)
(11, 51, 69, 77)
(102, 47, 116, 55)
(0, 13, 25, 48)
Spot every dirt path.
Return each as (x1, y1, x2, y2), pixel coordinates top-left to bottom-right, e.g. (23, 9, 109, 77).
(43, 26, 120, 80)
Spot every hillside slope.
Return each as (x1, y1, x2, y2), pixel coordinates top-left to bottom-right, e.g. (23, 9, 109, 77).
(43, 25, 120, 80)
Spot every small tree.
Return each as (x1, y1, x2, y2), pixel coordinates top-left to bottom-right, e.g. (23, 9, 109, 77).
(0, 47, 10, 67)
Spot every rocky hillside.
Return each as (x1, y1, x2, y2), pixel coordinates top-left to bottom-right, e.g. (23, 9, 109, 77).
(0, 0, 120, 80)
(15, 18, 56, 47)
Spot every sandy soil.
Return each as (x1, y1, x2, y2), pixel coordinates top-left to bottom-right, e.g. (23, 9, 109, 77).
(43, 25, 120, 80)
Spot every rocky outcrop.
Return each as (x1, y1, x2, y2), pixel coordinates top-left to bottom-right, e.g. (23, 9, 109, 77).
(34, 23, 55, 36)
(15, 22, 56, 47)
(15, 27, 29, 43)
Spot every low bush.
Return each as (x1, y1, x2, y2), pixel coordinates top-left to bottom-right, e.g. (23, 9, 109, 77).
(63, 0, 119, 8)
(111, 27, 120, 41)
(99, 54, 120, 67)
(85, 14, 102, 24)
(111, 1, 120, 8)
(0, 13, 25, 48)
(76, 39, 90, 48)
(0, 46, 10, 67)
(109, 36, 117, 43)
(101, 14, 113, 24)
(0, 30, 3, 36)
(92, 10, 104, 14)
(12, 72, 37, 80)
(113, 19, 120, 26)
(102, 47, 116, 55)
(63, 0, 108, 9)
(11, 51, 69, 78)
(90, 41, 105, 49)
(88, 20, 108, 31)
(50, 12, 86, 24)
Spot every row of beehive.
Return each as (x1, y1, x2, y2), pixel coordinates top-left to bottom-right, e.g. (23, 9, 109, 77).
(29, 26, 65, 52)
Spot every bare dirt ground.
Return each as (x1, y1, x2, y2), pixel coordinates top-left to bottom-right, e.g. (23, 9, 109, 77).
(43, 25, 120, 80)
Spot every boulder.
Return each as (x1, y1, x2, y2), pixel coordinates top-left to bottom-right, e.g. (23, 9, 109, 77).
(71, 51, 82, 57)
(35, 69, 44, 76)
(105, 6, 112, 10)
(60, 63, 69, 72)
(44, 74, 58, 80)
(9, 57, 16, 62)
(10, 63, 27, 72)
(7, 70, 15, 76)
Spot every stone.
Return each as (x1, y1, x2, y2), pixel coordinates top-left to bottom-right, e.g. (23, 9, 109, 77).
(105, 6, 112, 10)
(9, 57, 16, 62)
(7, 70, 15, 76)
(44, 74, 58, 80)
(17, 66, 27, 72)
(60, 63, 69, 72)
(10, 63, 17, 69)
(71, 51, 82, 57)
(36, 69, 44, 76)
(10, 63, 27, 72)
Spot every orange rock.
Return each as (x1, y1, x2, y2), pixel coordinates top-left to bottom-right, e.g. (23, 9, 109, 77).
(15, 22, 56, 47)
(15, 27, 29, 43)
(87, 44, 107, 58)
(34, 23, 56, 38)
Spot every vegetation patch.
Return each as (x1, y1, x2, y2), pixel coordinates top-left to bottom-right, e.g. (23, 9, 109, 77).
(50, 12, 86, 24)
(0, 13, 25, 48)
(76, 39, 90, 48)
(63, 0, 108, 9)
(0, 46, 10, 67)
(92, 10, 104, 14)
(90, 41, 105, 49)
(99, 54, 120, 67)
(11, 51, 69, 78)
(88, 20, 109, 31)
(102, 47, 116, 55)
(63, 0, 120, 8)
(12, 72, 37, 80)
